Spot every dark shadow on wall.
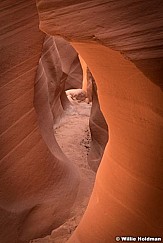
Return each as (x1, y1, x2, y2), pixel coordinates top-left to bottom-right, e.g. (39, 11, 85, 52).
(133, 58, 163, 92)
(87, 69, 109, 172)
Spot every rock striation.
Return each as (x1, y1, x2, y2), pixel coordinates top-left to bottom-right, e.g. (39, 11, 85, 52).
(0, 1, 84, 242)
(36, 0, 163, 242)
(35, 35, 83, 124)
(88, 75, 108, 172)
(0, 0, 163, 242)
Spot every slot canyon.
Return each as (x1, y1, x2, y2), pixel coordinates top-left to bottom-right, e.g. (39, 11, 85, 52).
(0, 1, 163, 243)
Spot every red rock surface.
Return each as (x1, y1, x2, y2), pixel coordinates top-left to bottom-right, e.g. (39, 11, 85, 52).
(88, 77, 108, 172)
(0, 0, 163, 242)
(69, 43, 163, 242)
(0, 1, 82, 242)
(54, 37, 83, 90)
(37, 0, 163, 242)
(35, 35, 83, 124)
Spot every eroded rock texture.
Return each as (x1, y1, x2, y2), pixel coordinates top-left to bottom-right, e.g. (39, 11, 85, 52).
(35, 35, 83, 125)
(55, 37, 83, 91)
(36, 0, 163, 242)
(79, 61, 108, 172)
(0, 1, 83, 242)
(88, 75, 108, 172)
(0, 0, 163, 242)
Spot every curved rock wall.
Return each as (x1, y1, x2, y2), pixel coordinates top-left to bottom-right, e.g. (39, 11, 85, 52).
(36, 0, 163, 242)
(37, 35, 83, 124)
(55, 37, 83, 90)
(36, 35, 64, 124)
(79, 59, 108, 171)
(88, 75, 108, 172)
(1, 0, 163, 242)
(69, 43, 163, 241)
(37, 0, 163, 61)
(0, 1, 80, 242)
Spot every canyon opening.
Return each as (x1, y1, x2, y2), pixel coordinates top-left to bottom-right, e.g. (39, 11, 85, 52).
(32, 35, 108, 242)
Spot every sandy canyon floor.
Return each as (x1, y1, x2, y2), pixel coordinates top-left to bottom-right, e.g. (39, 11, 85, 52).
(30, 98, 96, 243)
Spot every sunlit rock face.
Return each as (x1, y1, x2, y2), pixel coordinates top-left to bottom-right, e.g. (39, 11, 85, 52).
(0, 0, 107, 241)
(37, 0, 163, 242)
(0, 1, 80, 242)
(0, 0, 162, 242)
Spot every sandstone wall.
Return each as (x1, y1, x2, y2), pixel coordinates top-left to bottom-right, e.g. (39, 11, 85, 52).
(88, 76, 108, 172)
(0, 1, 80, 242)
(0, 0, 162, 242)
(36, 35, 83, 124)
(55, 37, 83, 90)
(37, 0, 163, 242)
